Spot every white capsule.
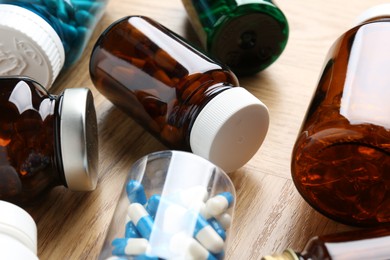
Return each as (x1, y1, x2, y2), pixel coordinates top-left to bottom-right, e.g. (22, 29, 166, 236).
(127, 203, 154, 239)
(215, 213, 232, 230)
(189, 200, 212, 220)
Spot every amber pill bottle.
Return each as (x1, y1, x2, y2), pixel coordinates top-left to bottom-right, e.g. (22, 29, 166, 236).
(262, 227, 390, 260)
(90, 16, 269, 173)
(291, 5, 390, 226)
(0, 77, 98, 206)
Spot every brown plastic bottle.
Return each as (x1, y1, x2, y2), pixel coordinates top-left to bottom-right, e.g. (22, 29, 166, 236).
(0, 77, 98, 206)
(89, 16, 269, 173)
(262, 227, 390, 260)
(291, 5, 390, 226)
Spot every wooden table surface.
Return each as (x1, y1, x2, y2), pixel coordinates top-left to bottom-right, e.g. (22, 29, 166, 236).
(25, 0, 387, 259)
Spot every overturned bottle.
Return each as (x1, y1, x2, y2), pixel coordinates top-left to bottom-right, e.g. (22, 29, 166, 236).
(90, 15, 269, 173)
(0, 0, 107, 88)
(99, 150, 236, 260)
(291, 5, 390, 226)
(182, 0, 289, 76)
(0, 77, 98, 206)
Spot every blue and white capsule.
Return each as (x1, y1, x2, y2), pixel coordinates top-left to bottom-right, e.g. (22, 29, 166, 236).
(111, 237, 149, 256)
(125, 221, 141, 238)
(205, 192, 234, 217)
(126, 180, 147, 205)
(127, 203, 154, 239)
(208, 217, 226, 240)
(145, 194, 161, 218)
(194, 213, 225, 254)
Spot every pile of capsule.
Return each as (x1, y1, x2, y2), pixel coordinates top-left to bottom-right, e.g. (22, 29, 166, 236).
(19, 0, 105, 64)
(107, 180, 234, 260)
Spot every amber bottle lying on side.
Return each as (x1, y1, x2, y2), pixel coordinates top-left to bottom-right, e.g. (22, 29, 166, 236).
(90, 16, 270, 173)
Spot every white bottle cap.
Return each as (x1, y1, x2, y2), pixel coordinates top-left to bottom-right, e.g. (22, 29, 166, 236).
(60, 88, 99, 191)
(354, 4, 390, 25)
(190, 87, 269, 173)
(0, 200, 37, 255)
(0, 4, 65, 88)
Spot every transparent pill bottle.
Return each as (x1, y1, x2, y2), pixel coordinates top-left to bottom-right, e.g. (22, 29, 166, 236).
(291, 4, 390, 226)
(99, 150, 236, 260)
(0, 77, 98, 206)
(0, 200, 38, 259)
(262, 227, 390, 260)
(90, 15, 269, 173)
(0, 0, 108, 88)
(181, 0, 289, 76)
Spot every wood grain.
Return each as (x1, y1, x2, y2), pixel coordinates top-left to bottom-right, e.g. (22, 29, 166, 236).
(27, 0, 388, 259)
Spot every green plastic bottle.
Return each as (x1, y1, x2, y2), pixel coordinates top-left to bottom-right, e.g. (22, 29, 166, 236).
(182, 0, 289, 76)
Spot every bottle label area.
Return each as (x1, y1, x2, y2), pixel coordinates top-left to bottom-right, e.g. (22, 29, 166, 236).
(340, 22, 390, 129)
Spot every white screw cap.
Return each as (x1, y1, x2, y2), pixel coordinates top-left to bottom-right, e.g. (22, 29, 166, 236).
(0, 200, 37, 255)
(190, 87, 269, 173)
(0, 4, 65, 88)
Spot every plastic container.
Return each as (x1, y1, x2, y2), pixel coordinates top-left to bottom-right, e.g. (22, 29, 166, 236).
(291, 4, 390, 226)
(0, 0, 107, 88)
(181, 0, 289, 76)
(99, 150, 236, 260)
(0, 76, 98, 206)
(262, 227, 390, 260)
(0, 200, 38, 259)
(90, 15, 269, 173)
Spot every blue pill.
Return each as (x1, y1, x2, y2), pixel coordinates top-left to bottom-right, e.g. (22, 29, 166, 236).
(126, 180, 147, 205)
(56, 0, 69, 21)
(71, 0, 104, 13)
(60, 22, 78, 41)
(75, 10, 93, 26)
(125, 221, 141, 238)
(145, 194, 160, 218)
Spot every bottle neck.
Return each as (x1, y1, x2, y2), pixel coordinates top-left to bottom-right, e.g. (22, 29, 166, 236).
(53, 94, 67, 187)
(182, 81, 235, 149)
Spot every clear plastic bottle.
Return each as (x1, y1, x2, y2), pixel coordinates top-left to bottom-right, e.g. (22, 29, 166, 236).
(0, 200, 39, 259)
(89, 16, 269, 173)
(99, 150, 236, 260)
(181, 0, 289, 76)
(291, 4, 390, 226)
(0, 76, 98, 206)
(0, 0, 107, 88)
(262, 227, 390, 260)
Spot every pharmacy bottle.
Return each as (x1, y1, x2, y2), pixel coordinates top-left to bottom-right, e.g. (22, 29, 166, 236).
(291, 4, 390, 226)
(99, 150, 236, 260)
(262, 227, 390, 260)
(181, 0, 289, 76)
(0, 200, 39, 259)
(0, 0, 107, 88)
(90, 16, 269, 173)
(0, 77, 98, 206)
